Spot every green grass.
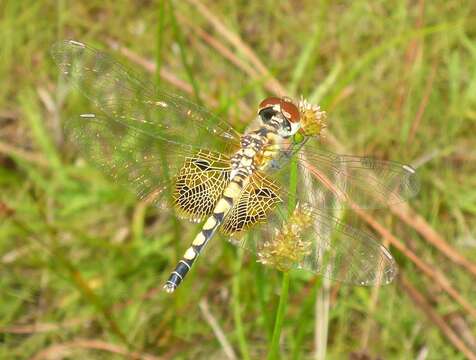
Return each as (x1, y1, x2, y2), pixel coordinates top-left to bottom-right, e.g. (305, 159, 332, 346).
(1, 0, 476, 359)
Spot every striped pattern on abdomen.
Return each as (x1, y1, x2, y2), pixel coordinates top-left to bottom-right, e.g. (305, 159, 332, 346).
(163, 175, 248, 293)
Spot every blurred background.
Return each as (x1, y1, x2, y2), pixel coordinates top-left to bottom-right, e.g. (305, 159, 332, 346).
(1, 1, 476, 359)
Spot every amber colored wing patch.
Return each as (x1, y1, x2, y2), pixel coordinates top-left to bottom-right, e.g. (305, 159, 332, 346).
(173, 150, 231, 222)
(221, 172, 282, 235)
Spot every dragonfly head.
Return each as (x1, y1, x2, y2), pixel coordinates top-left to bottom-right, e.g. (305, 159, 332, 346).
(258, 97, 301, 138)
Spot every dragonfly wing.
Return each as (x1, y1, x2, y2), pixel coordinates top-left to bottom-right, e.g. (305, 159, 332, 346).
(174, 150, 232, 222)
(51, 40, 241, 152)
(67, 113, 231, 212)
(233, 202, 397, 286)
(272, 144, 419, 209)
(221, 171, 282, 236)
(222, 170, 396, 285)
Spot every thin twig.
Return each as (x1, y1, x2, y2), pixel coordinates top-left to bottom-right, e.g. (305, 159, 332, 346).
(177, 14, 260, 79)
(314, 277, 330, 360)
(0, 141, 49, 167)
(355, 206, 476, 320)
(408, 62, 437, 143)
(183, 0, 285, 95)
(199, 299, 238, 360)
(332, 131, 476, 281)
(30, 339, 162, 360)
(37, 86, 63, 146)
(399, 275, 476, 360)
(0, 318, 84, 334)
(389, 201, 476, 279)
(394, 0, 426, 117)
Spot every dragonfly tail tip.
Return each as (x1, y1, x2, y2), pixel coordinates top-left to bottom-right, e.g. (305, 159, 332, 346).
(163, 282, 177, 294)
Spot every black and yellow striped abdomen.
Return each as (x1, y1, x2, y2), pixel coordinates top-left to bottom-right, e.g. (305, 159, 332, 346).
(163, 175, 249, 293)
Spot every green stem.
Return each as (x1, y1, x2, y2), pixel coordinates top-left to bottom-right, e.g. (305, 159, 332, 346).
(287, 155, 299, 214)
(268, 156, 298, 359)
(268, 272, 290, 360)
(233, 248, 250, 360)
(254, 254, 273, 338)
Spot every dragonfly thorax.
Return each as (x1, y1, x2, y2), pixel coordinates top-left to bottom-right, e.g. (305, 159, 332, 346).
(230, 125, 283, 179)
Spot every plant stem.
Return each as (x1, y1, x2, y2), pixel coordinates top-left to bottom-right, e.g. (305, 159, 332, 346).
(233, 248, 251, 360)
(268, 272, 290, 360)
(155, 0, 166, 87)
(268, 156, 298, 359)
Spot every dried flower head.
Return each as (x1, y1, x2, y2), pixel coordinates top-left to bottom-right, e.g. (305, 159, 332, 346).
(258, 203, 313, 272)
(298, 97, 327, 137)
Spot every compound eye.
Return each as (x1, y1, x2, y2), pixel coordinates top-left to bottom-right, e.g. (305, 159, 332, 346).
(259, 107, 275, 122)
(258, 97, 282, 113)
(280, 98, 300, 123)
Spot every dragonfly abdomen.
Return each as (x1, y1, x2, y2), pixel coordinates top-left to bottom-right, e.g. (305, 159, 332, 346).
(163, 175, 249, 293)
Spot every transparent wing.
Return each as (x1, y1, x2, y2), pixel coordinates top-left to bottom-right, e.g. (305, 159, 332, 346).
(66, 112, 230, 209)
(271, 143, 419, 209)
(232, 202, 396, 286)
(51, 40, 241, 152)
(227, 172, 397, 286)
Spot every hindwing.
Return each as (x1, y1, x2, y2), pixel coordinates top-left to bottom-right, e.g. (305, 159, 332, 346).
(221, 172, 282, 235)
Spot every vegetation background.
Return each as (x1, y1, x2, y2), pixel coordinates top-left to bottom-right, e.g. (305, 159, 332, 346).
(1, 0, 476, 359)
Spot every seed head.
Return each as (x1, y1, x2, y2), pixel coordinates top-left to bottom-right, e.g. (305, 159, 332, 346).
(257, 203, 313, 272)
(298, 97, 327, 137)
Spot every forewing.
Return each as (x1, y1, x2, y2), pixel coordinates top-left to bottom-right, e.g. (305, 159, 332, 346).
(66, 113, 229, 209)
(272, 144, 419, 209)
(51, 40, 241, 152)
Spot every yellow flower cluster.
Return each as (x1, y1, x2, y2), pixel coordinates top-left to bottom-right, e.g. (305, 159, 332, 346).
(298, 97, 327, 137)
(258, 203, 313, 272)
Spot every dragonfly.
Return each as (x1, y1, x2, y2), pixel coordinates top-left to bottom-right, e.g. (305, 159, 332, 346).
(51, 40, 419, 293)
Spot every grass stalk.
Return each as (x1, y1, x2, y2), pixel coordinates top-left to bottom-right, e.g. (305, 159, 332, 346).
(253, 252, 273, 339)
(232, 247, 250, 360)
(168, 0, 202, 104)
(267, 272, 290, 360)
(155, 0, 166, 88)
(267, 156, 299, 359)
